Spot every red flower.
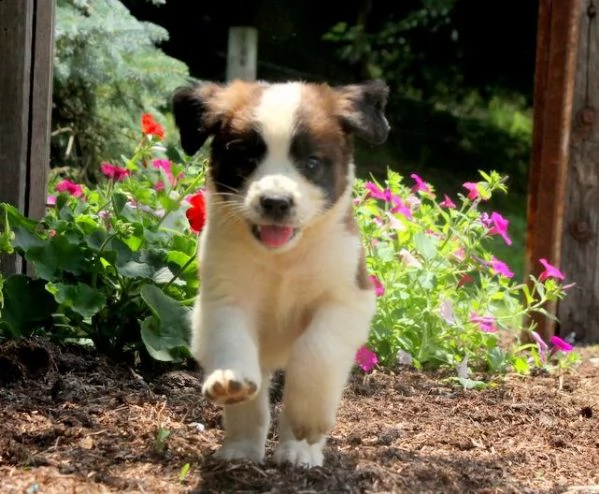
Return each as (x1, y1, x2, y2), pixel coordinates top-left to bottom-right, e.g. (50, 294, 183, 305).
(141, 113, 165, 139)
(186, 191, 206, 233)
(100, 162, 130, 181)
(56, 179, 84, 198)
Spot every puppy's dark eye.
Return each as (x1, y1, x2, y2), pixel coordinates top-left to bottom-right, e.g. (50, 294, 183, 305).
(304, 156, 322, 172)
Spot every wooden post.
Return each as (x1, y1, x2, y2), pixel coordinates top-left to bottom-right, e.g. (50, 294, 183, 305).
(557, 0, 599, 343)
(226, 27, 258, 82)
(525, 0, 582, 341)
(0, 0, 55, 275)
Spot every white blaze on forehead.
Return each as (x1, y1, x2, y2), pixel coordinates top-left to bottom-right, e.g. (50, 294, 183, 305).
(254, 83, 303, 160)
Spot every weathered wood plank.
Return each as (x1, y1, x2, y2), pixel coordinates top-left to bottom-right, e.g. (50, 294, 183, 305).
(558, 2, 599, 343)
(0, 0, 34, 275)
(28, 0, 55, 223)
(525, 0, 582, 341)
(0, 0, 55, 276)
(226, 27, 258, 82)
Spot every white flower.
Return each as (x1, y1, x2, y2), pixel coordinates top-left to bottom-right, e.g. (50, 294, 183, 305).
(397, 349, 413, 366)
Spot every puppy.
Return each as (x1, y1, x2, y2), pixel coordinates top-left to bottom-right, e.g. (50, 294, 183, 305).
(171, 79, 390, 467)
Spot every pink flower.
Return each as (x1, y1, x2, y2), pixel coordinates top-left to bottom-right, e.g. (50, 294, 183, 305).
(440, 194, 456, 208)
(550, 335, 573, 352)
(469, 312, 497, 333)
(488, 212, 512, 246)
(463, 182, 480, 200)
(56, 179, 84, 198)
(489, 256, 514, 278)
(399, 248, 422, 268)
(152, 159, 176, 186)
(365, 182, 391, 201)
(539, 258, 565, 282)
(410, 173, 431, 193)
(530, 331, 549, 357)
(154, 181, 165, 192)
(355, 345, 378, 372)
(369, 274, 384, 297)
(100, 162, 130, 181)
(47, 195, 57, 206)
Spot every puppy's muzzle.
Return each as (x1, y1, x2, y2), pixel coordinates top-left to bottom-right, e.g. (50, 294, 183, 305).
(259, 194, 295, 222)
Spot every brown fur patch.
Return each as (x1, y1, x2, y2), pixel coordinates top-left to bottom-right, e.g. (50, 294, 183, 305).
(294, 84, 353, 203)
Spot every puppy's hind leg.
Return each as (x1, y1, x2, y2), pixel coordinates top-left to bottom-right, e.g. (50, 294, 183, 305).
(274, 300, 374, 468)
(215, 371, 271, 463)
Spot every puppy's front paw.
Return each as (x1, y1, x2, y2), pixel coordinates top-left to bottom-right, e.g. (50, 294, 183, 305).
(214, 439, 265, 463)
(202, 369, 259, 405)
(273, 439, 324, 468)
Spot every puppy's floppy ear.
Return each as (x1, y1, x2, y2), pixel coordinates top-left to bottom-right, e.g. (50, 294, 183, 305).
(171, 83, 222, 156)
(335, 79, 391, 145)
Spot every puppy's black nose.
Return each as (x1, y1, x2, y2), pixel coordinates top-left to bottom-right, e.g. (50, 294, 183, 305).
(260, 195, 294, 218)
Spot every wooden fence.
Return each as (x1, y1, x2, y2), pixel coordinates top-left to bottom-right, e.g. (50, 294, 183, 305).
(0, 0, 55, 275)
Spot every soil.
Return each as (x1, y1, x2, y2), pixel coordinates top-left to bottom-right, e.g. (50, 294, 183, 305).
(1, 338, 598, 494)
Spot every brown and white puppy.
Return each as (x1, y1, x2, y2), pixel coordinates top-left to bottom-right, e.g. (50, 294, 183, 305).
(172, 79, 390, 467)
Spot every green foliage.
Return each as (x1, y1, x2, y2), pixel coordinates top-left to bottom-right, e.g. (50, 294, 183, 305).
(354, 169, 578, 379)
(52, 0, 192, 172)
(0, 120, 204, 361)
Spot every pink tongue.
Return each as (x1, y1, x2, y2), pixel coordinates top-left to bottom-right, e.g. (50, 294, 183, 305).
(259, 225, 294, 248)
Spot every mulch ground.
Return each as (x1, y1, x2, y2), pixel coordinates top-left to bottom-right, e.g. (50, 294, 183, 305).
(0, 338, 598, 494)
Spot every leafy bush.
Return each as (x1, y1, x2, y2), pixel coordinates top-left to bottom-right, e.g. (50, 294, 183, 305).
(353, 170, 579, 384)
(1, 116, 204, 362)
(0, 115, 578, 380)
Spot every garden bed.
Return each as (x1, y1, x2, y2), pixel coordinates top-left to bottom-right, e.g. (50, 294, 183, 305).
(1, 338, 598, 494)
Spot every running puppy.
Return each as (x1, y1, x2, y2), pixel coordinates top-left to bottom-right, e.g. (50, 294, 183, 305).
(171, 78, 390, 467)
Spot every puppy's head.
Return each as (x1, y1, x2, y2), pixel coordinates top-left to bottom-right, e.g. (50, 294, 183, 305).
(172, 79, 390, 251)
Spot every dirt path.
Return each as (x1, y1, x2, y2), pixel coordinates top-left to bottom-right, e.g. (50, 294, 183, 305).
(0, 339, 598, 493)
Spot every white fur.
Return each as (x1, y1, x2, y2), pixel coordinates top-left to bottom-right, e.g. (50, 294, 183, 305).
(190, 83, 376, 468)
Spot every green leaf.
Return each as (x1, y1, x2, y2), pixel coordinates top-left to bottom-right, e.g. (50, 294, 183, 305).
(140, 284, 190, 361)
(512, 356, 530, 374)
(0, 275, 57, 337)
(117, 248, 169, 279)
(112, 192, 128, 215)
(413, 232, 439, 260)
(25, 235, 89, 280)
(12, 226, 44, 251)
(46, 282, 107, 318)
(456, 377, 489, 390)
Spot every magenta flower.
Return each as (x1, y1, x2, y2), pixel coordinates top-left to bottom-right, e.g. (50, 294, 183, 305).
(390, 196, 413, 219)
(410, 173, 431, 193)
(469, 312, 498, 333)
(100, 162, 130, 181)
(539, 258, 565, 281)
(440, 194, 456, 208)
(489, 256, 514, 278)
(56, 179, 84, 198)
(152, 159, 176, 185)
(550, 335, 573, 352)
(365, 181, 391, 201)
(489, 212, 512, 246)
(369, 274, 385, 297)
(355, 345, 378, 372)
(463, 182, 480, 200)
